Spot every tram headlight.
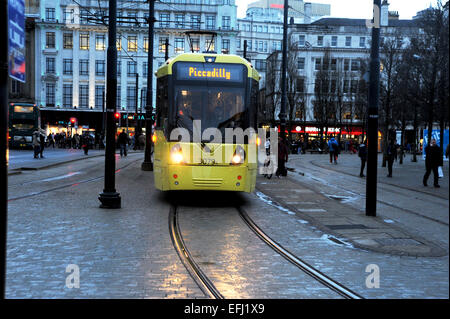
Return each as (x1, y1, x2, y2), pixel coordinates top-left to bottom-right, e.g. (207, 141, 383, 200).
(231, 146, 245, 165)
(170, 144, 184, 164)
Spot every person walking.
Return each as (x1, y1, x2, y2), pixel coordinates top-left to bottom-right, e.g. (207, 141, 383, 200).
(39, 129, 46, 158)
(386, 139, 397, 177)
(328, 137, 339, 164)
(81, 132, 90, 155)
(358, 140, 367, 177)
(118, 129, 129, 157)
(32, 129, 40, 159)
(423, 139, 443, 188)
(47, 133, 55, 148)
(276, 137, 289, 178)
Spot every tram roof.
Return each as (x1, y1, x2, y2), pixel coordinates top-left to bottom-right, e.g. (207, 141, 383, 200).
(156, 53, 260, 82)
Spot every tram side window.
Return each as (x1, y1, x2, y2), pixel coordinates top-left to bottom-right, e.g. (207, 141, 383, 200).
(156, 77, 168, 129)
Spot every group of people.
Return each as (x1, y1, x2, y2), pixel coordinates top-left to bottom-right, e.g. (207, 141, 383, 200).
(32, 129, 95, 157)
(358, 138, 447, 188)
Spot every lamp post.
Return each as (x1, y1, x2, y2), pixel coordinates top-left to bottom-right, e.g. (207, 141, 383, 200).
(99, 0, 121, 208)
(279, 0, 288, 141)
(142, 0, 155, 171)
(366, 0, 381, 217)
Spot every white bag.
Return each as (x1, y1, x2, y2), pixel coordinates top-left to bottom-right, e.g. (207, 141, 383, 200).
(438, 166, 444, 178)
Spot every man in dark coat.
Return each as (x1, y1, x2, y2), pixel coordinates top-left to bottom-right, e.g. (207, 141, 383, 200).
(386, 139, 397, 177)
(276, 137, 289, 177)
(358, 140, 367, 177)
(118, 129, 129, 157)
(423, 139, 443, 187)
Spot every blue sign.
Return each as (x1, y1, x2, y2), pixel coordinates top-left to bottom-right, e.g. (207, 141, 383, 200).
(423, 129, 449, 161)
(8, 0, 26, 83)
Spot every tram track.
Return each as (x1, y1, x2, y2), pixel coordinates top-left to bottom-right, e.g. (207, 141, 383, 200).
(7, 157, 141, 202)
(290, 159, 449, 226)
(170, 203, 363, 299)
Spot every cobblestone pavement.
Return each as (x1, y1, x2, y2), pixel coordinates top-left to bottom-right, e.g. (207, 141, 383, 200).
(5, 152, 449, 298)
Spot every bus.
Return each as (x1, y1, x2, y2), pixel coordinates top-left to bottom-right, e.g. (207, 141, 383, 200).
(153, 53, 260, 192)
(8, 103, 41, 148)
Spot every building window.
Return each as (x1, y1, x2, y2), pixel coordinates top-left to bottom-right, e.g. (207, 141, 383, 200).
(117, 61, 121, 77)
(63, 33, 73, 49)
(222, 16, 230, 30)
(79, 59, 89, 76)
(296, 78, 305, 93)
(298, 57, 305, 70)
(331, 59, 337, 71)
(127, 86, 136, 109)
(95, 85, 105, 109)
(175, 38, 184, 53)
(63, 84, 72, 107)
(191, 15, 200, 29)
(175, 14, 185, 28)
(80, 33, 90, 50)
(359, 37, 366, 47)
(298, 35, 305, 47)
(273, 40, 281, 50)
(191, 38, 200, 53)
(343, 59, 350, 71)
(127, 61, 137, 77)
(206, 15, 215, 30)
(117, 85, 121, 108)
(317, 36, 323, 46)
(255, 59, 266, 71)
(95, 60, 105, 76)
(159, 37, 168, 53)
(205, 39, 214, 52)
(160, 13, 170, 28)
(80, 9, 89, 24)
(331, 36, 338, 47)
(345, 36, 352, 47)
(143, 62, 148, 77)
(64, 9, 74, 23)
(128, 35, 137, 52)
(351, 60, 360, 71)
(116, 37, 122, 51)
(79, 85, 89, 108)
(236, 38, 241, 49)
(141, 88, 147, 108)
(46, 32, 55, 49)
(45, 8, 56, 22)
(143, 37, 149, 52)
(46, 57, 55, 74)
(63, 59, 73, 75)
(46, 83, 55, 106)
(315, 58, 321, 71)
(96, 34, 106, 50)
(222, 39, 230, 54)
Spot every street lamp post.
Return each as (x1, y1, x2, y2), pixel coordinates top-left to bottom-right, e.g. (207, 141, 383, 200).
(279, 0, 289, 141)
(142, 0, 155, 171)
(99, 0, 121, 208)
(366, 0, 381, 217)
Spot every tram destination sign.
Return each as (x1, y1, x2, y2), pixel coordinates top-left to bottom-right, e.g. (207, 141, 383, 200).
(174, 62, 245, 83)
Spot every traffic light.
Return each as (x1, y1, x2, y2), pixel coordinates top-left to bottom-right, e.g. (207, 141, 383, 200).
(70, 117, 77, 124)
(114, 112, 120, 120)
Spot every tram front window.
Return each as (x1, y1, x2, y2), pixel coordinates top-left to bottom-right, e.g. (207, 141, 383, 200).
(175, 86, 247, 139)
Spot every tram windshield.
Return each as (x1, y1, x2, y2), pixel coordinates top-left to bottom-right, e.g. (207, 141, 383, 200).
(174, 86, 247, 139)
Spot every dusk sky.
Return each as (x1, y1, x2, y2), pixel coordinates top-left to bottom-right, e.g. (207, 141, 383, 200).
(237, 0, 439, 19)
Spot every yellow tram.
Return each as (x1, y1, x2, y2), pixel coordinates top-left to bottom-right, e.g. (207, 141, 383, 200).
(153, 53, 260, 192)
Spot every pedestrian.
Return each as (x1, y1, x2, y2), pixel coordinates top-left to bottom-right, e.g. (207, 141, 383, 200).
(32, 129, 40, 159)
(423, 139, 443, 188)
(386, 139, 397, 177)
(445, 143, 449, 159)
(265, 138, 270, 156)
(276, 137, 289, 178)
(328, 137, 339, 164)
(47, 133, 55, 148)
(138, 133, 146, 149)
(118, 129, 129, 157)
(74, 133, 80, 149)
(39, 129, 46, 158)
(81, 132, 90, 155)
(358, 140, 367, 177)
